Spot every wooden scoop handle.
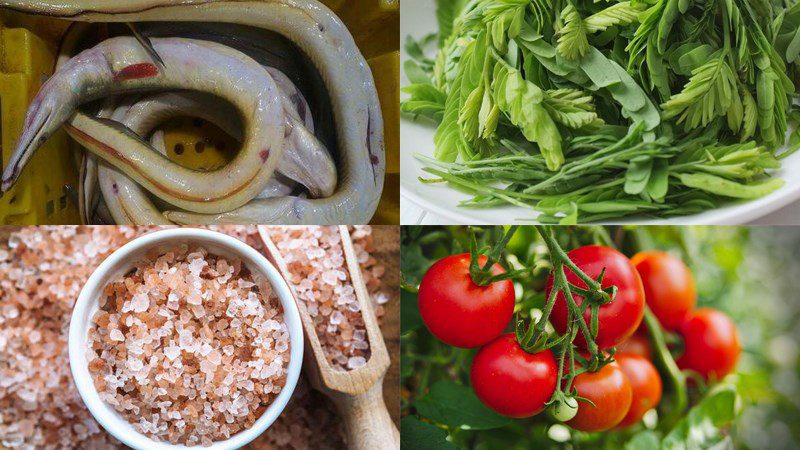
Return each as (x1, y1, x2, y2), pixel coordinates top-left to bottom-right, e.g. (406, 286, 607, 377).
(330, 381, 400, 450)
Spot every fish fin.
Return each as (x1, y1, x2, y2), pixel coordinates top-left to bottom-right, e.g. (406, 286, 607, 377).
(126, 23, 166, 69)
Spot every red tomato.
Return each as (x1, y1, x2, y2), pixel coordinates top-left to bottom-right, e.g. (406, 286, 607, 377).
(631, 251, 697, 330)
(616, 333, 653, 360)
(567, 361, 633, 432)
(677, 308, 741, 381)
(547, 246, 645, 350)
(615, 354, 662, 428)
(470, 333, 558, 418)
(418, 253, 515, 348)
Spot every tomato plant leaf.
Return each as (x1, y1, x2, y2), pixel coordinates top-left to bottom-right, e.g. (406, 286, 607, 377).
(662, 384, 741, 450)
(414, 381, 512, 430)
(400, 235, 435, 287)
(401, 289, 424, 335)
(400, 416, 458, 450)
(623, 430, 661, 450)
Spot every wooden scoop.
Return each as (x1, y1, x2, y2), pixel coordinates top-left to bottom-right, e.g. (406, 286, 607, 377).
(257, 225, 399, 450)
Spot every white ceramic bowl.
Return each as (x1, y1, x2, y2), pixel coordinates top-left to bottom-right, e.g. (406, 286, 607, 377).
(400, 0, 800, 225)
(68, 228, 304, 450)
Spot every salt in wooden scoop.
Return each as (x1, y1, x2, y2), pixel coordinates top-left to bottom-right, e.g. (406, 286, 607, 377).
(257, 225, 399, 449)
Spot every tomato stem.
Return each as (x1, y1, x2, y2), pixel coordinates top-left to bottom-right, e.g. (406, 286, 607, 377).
(644, 306, 689, 429)
(468, 225, 525, 286)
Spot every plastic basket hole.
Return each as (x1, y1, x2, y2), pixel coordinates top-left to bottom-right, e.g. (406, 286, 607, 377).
(195, 142, 206, 154)
(46, 200, 54, 216)
(59, 195, 67, 210)
(174, 143, 185, 155)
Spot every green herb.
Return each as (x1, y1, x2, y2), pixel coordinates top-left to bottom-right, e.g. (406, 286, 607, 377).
(402, 0, 800, 222)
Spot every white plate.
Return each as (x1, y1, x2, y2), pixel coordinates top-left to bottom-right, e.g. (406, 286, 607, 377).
(399, 0, 800, 225)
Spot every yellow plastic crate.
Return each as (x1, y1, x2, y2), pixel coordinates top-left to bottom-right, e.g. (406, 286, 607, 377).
(0, 0, 399, 225)
(0, 17, 80, 224)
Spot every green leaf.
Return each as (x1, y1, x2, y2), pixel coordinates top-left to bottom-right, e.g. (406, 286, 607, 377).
(646, 159, 670, 200)
(481, 0, 529, 51)
(400, 241, 433, 286)
(400, 416, 457, 450)
(658, 0, 684, 53)
(579, 46, 621, 87)
(478, 86, 501, 139)
(401, 84, 447, 121)
(415, 381, 512, 430)
(624, 156, 654, 195)
(646, 34, 671, 100)
(661, 52, 740, 131)
(740, 87, 758, 141)
(579, 48, 661, 130)
(559, 202, 579, 224)
(516, 25, 591, 86)
(433, 98, 464, 162)
(434, 34, 485, 162)
(668, 43, 716, 76)
(627, 0, 666, 70)
(678, 173, 784, 199)
(624, 431, 661, 450)
(405, 59, 433, 85)
(459, 83, 485, 141)
(405, 34, 436, 70)
(543, 88, 602, 129)
(400, 289, 423, 335)
(584, 1, 642, 33)
(493, 64, 564, 170)
(557, 3, 590, 60)
(435, 0, 466, 45)
(787, 27, 800, 62)
(662, 384, 741, 450)
(400, 352, 414, 379)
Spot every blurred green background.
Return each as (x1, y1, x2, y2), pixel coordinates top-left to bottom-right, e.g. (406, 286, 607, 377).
(400, 226, 800, 450)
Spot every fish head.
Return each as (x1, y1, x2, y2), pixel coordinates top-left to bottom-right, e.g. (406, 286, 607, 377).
(1, 86, 72, 193)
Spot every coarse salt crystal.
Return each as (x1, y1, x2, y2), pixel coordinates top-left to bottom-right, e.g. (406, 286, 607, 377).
(110, 329, 125, 342)
(127, 357, 144, 372)
(130, 293, 150, 313)
(164, 346, 181, 361)
(347, 356, 367, 370)
(186, 290, 202, 305)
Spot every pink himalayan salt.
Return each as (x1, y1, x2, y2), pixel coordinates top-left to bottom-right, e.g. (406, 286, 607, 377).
(0, 226, 150, 449)
(0, 225, 391, 449)
(264, 226, 371, 371)
(87, 245, 289, 447)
